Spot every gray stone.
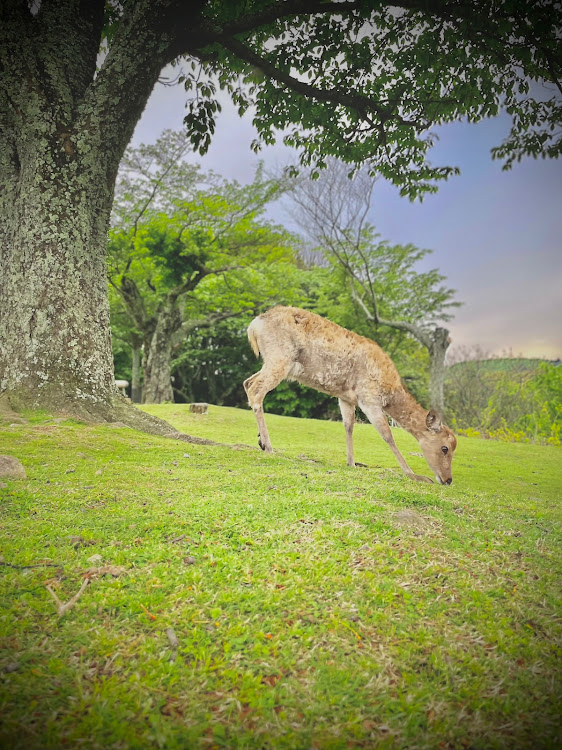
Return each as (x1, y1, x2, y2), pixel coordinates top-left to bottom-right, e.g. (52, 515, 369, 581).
(0, 456, 26, 479)
(393, 509, 428, 528)
(189, 403, 208, 414)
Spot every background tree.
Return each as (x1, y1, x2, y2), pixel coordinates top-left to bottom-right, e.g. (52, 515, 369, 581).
(287, 160, 460, 415)
(445, 349, 561, 445)
(1, 0, 560, 427)
(109, 159, 300, 403)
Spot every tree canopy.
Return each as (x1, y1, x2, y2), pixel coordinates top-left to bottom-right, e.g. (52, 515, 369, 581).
(96, 0, 562, 199)
(109, 132, 303, 403)
(178, 0, 562, 196)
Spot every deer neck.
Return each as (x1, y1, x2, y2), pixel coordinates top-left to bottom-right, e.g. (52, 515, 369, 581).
(384, 387, 429, 441)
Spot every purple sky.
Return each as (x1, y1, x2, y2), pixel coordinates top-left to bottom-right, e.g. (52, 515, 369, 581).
(132, 78, 562, 360)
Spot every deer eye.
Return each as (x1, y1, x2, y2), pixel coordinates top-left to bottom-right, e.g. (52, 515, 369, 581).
(441, 446, 449, 455)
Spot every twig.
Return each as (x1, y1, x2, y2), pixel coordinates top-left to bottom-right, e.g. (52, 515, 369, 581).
(45, 578, 90, 618)
(166, 627, 179, 662)
(1, 560, 62, 570)
(140, 603, 157, 620)
(168, 534, 186, 544)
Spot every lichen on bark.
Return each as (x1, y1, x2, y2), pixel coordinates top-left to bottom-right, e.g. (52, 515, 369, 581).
(0, 0, 204, 431)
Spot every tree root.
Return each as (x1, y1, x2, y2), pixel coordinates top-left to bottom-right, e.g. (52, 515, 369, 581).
(108, 397, 220, 444)
(0, 391, 221, 445)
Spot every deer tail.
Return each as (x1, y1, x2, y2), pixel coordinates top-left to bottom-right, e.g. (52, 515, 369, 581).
(247, 321, 261, 358)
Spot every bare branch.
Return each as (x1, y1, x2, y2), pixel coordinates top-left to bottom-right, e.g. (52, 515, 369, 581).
(45, 578, 90, 618)
(172, 309, 244, 348)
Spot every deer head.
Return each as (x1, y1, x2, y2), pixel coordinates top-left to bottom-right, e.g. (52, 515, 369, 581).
(417, 410, 457, 484)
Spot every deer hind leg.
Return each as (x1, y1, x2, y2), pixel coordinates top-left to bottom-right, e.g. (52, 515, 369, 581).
(338, 398, 356, 467)
(243, 360, 292, 452)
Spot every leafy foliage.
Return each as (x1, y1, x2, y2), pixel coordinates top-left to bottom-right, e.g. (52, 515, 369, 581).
(446, 358, 562, 445)
(108, 134, 304, 401)
(174, 1, 562, 197)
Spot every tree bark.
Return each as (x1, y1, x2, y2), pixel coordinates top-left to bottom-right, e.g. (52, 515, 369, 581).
(0, 113, 118, 416)
(131, 336, 143, 404)
(428, 327, 451, 419)
(0, 0, 197, 423)
(142, 302, 180, 404)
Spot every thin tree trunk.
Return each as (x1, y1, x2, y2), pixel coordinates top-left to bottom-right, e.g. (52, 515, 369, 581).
(131, 336, 143, 403)
(428, 327, 451, 419)
(142, 303, 180, 404)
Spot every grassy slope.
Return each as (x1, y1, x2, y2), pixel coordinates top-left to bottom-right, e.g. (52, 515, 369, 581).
(0, 404, 560, 749)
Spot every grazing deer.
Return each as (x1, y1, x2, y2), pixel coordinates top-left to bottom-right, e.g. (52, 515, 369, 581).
(243, 306, 457, 484)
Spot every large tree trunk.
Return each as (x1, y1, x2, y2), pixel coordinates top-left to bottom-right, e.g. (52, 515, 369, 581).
(0, 0, 184, 428)
(0, 122, 118, 417)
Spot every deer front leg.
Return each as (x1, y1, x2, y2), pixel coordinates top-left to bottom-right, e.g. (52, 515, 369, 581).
(360, 402, 433, 483)
(338, 398, 356, 467)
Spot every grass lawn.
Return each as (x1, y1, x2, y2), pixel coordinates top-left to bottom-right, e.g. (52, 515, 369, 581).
(0, 403, 560, 749)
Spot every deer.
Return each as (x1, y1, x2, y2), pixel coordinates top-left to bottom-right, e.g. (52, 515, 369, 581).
(243, 306, 457, 484)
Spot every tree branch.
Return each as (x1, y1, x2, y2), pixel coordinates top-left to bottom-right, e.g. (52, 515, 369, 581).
(216, 34, 395, 125)
(77, 1, 206, 169)
(218, 0, 362, 36)
(172, 310, 244, 348)
(351, 288, 432, 349)
(116, 276, 151, 332)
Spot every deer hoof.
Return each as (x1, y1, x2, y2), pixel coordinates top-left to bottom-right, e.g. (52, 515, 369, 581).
(410, 473, 434, 484)
(258, 433, 266, 451)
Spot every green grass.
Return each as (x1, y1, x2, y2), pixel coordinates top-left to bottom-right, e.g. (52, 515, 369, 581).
(0, 404, 560, 749)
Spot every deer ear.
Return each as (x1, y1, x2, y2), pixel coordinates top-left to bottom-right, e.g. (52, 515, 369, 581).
(426, 410, 443, 433)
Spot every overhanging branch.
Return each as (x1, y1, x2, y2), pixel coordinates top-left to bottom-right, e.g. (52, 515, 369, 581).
(218, 0, 362, 36)
(216, 34, 395, 125)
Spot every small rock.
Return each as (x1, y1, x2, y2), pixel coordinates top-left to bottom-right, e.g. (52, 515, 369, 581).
(189, 403, 208, 414)
(70, 536, 96, 548)
(0, 456, 26, 480)
(183, 556, 196, 565)
(183, 453, 191, 458)
(65, 467, 76, 474)
(3, 662, 20, 674)
(393, 509, 428, 529)
(87, 554, 103, 564)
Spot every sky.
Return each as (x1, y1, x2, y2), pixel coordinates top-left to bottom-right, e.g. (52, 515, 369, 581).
(131, 76, 562, 361)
